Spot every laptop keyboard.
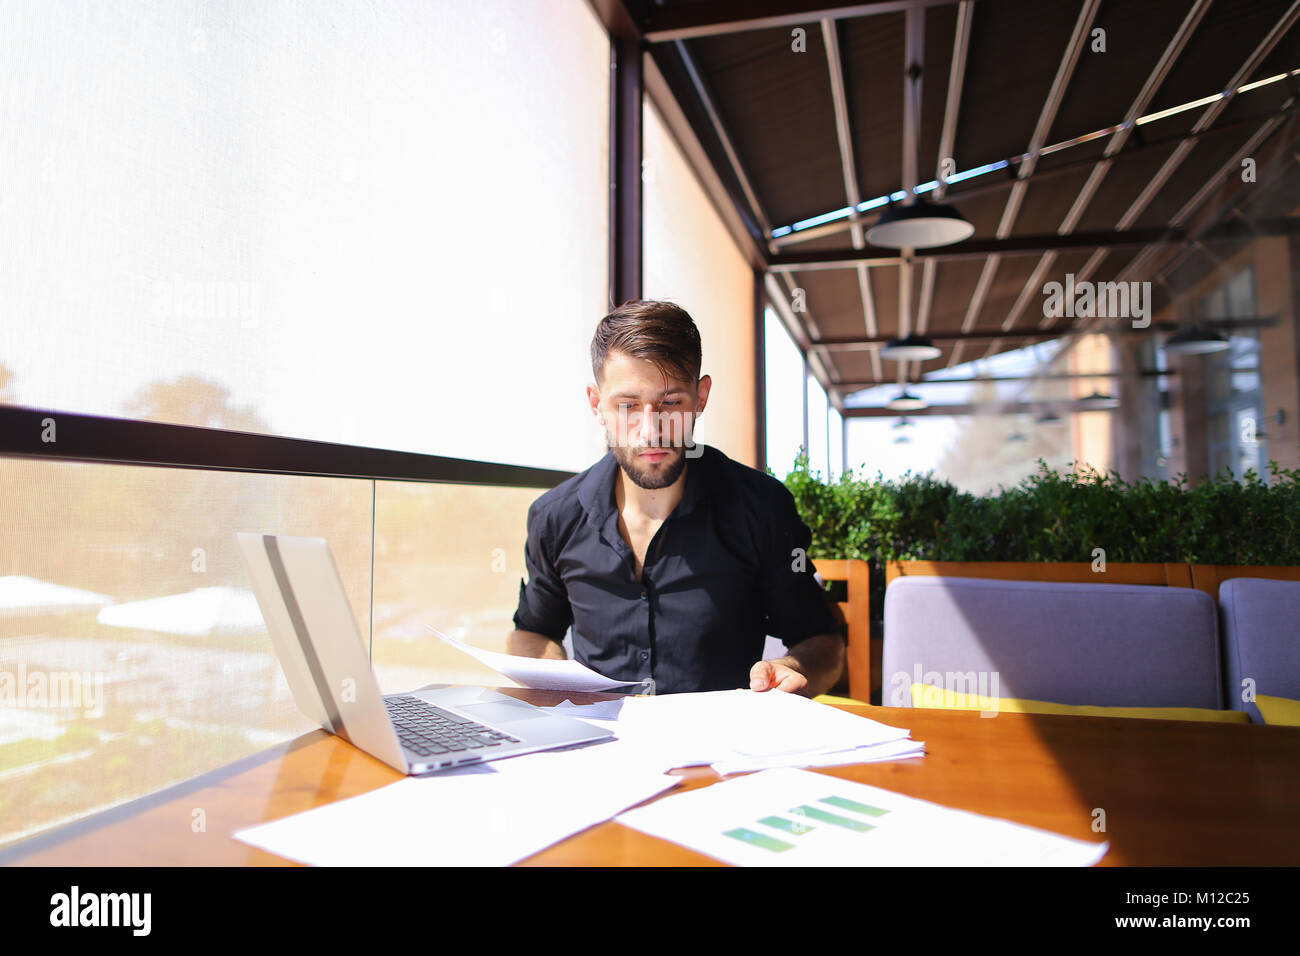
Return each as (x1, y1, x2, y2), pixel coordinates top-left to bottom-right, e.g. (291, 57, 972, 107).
(384, 695, 521, 757)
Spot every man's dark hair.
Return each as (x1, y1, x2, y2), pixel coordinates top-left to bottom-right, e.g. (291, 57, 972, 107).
(590, 300, 702, 385)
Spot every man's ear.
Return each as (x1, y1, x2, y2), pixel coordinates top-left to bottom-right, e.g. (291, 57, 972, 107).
(695, 374, 712, 414)
(586, 382, 601, 417)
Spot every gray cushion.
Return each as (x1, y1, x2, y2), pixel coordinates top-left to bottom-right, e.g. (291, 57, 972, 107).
(882, 576, 1221, 709)
(1219, 577, 1300, 723)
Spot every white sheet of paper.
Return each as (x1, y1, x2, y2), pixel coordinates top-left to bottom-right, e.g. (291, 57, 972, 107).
(710, 737, 926, 775)
(616, 767, 1109, 867)
(542, 690, 920, 774)
(234, 740, 678, 866)
(589, 689, 912, 766)
(428, 632, 645, 692)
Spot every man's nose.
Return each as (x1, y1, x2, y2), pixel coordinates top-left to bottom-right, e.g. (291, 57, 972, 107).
(637, 403, 659, 444)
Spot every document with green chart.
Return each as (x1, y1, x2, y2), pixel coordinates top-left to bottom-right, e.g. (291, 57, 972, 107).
(615, 767, 1108, 866)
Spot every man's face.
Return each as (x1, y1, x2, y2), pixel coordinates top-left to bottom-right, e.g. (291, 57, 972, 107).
(587, 351, 711, 491)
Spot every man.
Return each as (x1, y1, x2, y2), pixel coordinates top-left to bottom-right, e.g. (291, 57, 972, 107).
(507, 300, 844, 696)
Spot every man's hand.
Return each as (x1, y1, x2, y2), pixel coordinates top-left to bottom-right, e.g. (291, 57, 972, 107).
(749, 634, 845, 697)
(749, 657, 808, 694)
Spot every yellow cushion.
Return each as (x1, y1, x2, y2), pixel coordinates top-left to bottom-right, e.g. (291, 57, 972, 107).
(1256, 695, 1300, 727)
(909, 683, 1249, 723)
(814, 693, 868, 707)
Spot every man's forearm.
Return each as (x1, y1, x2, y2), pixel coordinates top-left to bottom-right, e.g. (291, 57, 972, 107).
(775, 634, 845, 698)
(507, 629, 568, 660)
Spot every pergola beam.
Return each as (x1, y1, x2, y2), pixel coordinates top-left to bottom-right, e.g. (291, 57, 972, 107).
(822, 18, 882, 382)
(641, 0, 965, 43)
(843, 401, 1094, 418)
(810, 315, 1276, 348)
(769, 219, 1300, 271)
(833, 369, 1177, 389)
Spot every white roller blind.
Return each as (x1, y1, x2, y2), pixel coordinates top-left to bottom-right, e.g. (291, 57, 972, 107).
(0, 0, 610, 472)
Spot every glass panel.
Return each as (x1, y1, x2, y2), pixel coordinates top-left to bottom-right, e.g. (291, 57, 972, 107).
(0, 0, 610, 473)
(1203, 268, 1263, 479)
(0, 459, 373, 849)
(764, 309, 806, 479)
(806, 375, 829, 480)
(1134, 339, 1169, 480)
(370, 481, 540, 693)
(1236, 408, 1260, 478)
(828, 407, 843, 481)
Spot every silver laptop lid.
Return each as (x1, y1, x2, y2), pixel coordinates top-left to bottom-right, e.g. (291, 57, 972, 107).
(236, 532, 409, 773)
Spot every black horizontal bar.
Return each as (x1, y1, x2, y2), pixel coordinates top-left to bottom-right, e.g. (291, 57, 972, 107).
(842, 401, 1071, 418)
(832, 369, 1177, 389)
(771, 228, 1181, 270)
(642, 0, 962, 42)
(0, 405, 575, 489)
(809, 316, 1276, 348)
(770, 219, 1300, 270)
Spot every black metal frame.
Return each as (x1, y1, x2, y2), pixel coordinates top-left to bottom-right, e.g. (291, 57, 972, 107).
(809, 316, 1277, 350)
(0, 406, 573, 487)
(610, 33, 643, 304)
(641, 0, 962, 43)
(753, 267, 767, 469)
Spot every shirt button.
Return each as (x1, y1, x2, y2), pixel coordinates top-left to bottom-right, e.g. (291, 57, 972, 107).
(639, 651, 649, 661)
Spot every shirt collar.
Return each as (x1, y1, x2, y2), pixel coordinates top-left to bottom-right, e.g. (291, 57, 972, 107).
(577, 444, 715, 528)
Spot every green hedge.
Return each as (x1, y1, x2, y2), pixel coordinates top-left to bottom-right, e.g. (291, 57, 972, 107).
(778, 451, 1300, 614)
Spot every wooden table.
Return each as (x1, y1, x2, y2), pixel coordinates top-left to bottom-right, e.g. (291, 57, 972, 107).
(5, 689, 1298, 866)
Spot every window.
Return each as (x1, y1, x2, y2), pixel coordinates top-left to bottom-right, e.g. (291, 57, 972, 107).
(764, 309, 806, 478)
(807, 374, 829, 479)
(0, 460, 371, 849)
(371, 481, 539, 693)
(0, 0, 610, 473)
(1203, 269, 1264, 479)
(0, 0, 611, 850)
(828, 406, 844, 481)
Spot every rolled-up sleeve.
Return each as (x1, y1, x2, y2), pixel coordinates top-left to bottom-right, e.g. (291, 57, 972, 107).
(759, 487, 844, 648)
(512, 499, 572, 643)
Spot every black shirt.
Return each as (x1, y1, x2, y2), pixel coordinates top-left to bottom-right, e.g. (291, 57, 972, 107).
(511, 443, 843, 694)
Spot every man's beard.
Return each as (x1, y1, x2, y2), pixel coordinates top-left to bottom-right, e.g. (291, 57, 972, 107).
(608, 441, 688, 490)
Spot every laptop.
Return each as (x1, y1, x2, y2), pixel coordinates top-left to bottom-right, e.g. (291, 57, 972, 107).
(235, 532, 614, 774)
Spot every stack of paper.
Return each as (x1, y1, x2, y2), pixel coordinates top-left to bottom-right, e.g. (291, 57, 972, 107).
(616, 767, 1109, 866)
(548, 689, 925, 774)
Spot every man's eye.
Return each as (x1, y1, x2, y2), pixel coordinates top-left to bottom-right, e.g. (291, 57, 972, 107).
(614, 401, 679, 411)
